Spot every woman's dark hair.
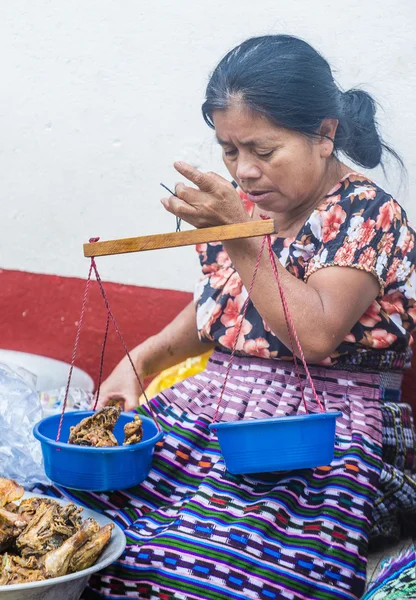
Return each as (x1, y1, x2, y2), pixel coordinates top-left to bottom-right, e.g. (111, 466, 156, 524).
(202, 35, 403, 170)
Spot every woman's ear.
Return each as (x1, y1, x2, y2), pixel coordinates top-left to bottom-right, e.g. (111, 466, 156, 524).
(319, 118, 338, 157)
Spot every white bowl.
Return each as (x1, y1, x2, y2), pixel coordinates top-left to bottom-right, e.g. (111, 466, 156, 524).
(0, 350, 94, 392)
(0, 492, 126, 599)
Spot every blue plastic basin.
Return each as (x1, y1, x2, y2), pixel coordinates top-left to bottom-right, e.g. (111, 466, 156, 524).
(34, 411, 163, 491)
(209, 411, 342, 474)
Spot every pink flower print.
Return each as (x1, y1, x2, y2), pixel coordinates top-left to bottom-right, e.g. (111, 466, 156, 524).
(365, 329, 397, 349)
(223, 271, 243, 296)
(359, 301, 382, 326)
(386, 257, 401, 286)
(219, 317, 252, 351)
(358, 247, 377, 270)
(380, 291, 405, 315)
(220, 296, 245, 327)
(210, 267, 235, 289)
(343, 333, 356, 343)
(356, 219, 376, 249)
(319, 193, 341, 211)
(216, 251, 232, 268)
(202, 263, 220, 275)
(377, 233, 395, 255)
(242, 338, 271, 358)
(322, 204, 347, 243)
(334, 242, 357, 264)
(376, 200, 395, 232)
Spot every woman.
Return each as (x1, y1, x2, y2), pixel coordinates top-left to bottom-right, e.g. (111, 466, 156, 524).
(39, 35, 416, 599)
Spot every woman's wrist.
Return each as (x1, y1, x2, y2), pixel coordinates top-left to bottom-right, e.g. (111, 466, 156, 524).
(123, 343, 148, 378)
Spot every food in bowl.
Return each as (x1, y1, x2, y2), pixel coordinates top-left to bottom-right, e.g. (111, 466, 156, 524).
(0, 478, 113, 585)
(68, 406, 143, 447)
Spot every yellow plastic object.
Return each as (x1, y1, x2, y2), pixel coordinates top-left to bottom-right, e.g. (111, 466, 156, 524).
(139, 351, 213, 404)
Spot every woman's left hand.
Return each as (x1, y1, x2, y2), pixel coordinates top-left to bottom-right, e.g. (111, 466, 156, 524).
(161, 161, 249, 228)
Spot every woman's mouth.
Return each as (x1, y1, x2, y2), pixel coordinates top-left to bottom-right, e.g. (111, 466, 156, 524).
(246, 191, 274, 203)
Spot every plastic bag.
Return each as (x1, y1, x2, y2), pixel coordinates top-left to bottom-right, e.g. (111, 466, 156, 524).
(39, 387, 94, 417)
(0, 363, 49, 488)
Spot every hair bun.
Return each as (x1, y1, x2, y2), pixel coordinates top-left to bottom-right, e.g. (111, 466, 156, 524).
(332, 89, 382, 169)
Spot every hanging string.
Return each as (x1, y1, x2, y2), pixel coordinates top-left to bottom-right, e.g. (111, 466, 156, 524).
(212, 235, 268, 424)
(56, 261, 94, 442)
(265, 234, 324, 412)
(93, 312, 110, 411)
(89, 257, 162, 431)
(160, 183, 181, 232)
(260, 220, 308, 412)
(212, 230, 325, 427)
(56, 238, 162, 441)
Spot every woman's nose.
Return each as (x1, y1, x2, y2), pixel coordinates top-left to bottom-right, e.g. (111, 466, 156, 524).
(235, 159, 262, 181)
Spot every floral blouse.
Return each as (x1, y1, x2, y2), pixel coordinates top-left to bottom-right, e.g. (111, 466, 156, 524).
(194, 174, 416, 371)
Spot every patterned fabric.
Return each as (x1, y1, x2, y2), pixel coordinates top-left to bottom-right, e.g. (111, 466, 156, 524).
(35, 351, 416, 600)
(362, 546, 416, 599)
(195, 174, 416, 370)
(371, 402, 416, 542)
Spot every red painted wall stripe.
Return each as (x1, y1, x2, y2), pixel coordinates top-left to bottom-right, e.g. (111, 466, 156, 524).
(0, 269, 191, 383)
(0, 269, 414, 409)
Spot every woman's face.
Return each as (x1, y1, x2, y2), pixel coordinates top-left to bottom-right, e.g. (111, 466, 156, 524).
(212, 105, 336, 215)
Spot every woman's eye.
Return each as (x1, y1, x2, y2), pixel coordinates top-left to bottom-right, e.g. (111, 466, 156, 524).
(256, 150, 274, 158)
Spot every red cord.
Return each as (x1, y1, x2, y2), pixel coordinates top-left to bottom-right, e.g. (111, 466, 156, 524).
(56, 240, 161, 443)
(212, 230, 324, 426)
(93, 312, 110, 410)
(56, 262, 94, 442)
(266, 235, 324, 412)
(90, 258, 161, 431)
(213, 235, 267, 424)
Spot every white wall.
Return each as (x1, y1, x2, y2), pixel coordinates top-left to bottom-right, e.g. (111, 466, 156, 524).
(1, 0, 415, 292)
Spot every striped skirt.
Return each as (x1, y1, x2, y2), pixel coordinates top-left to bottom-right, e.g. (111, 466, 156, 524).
(36, 350, 416, 600)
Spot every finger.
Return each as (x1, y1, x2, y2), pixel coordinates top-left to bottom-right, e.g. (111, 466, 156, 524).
(173, 161, 216, 192)
(124, 396, 140, 412)
(96, 393, 124, 410)
(174, 182, 190, 197)
(161, 195, 196, 219)
(174, 182, 202, 204)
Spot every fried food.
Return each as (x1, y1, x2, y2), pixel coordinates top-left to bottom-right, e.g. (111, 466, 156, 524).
(68, 407, 143, 447)
(68, 407, 121, 447)
(0, 478, 114, 586)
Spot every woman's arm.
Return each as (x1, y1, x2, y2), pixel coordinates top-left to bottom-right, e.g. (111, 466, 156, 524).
(161, 162, 380, 363)
(98, 301, 214, 410)
(136, 301, 213, 376)
(223, 236, 379, 362)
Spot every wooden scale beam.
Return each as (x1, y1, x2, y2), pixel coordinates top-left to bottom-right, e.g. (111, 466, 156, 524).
(84, 220, 277, 257)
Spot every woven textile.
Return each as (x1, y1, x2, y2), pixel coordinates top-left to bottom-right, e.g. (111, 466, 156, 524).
(35, 351, 415, 599)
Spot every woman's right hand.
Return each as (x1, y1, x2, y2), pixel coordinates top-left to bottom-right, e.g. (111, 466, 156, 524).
(95, 351, 145, 412)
